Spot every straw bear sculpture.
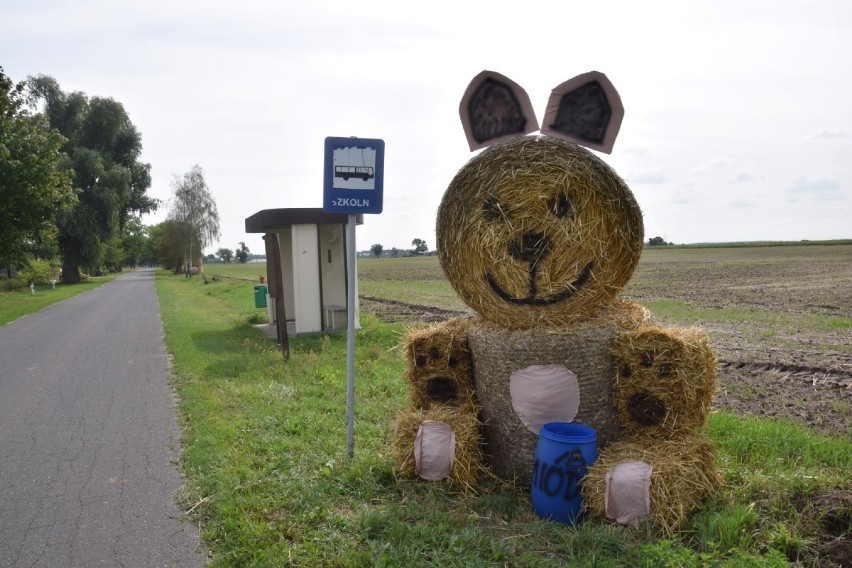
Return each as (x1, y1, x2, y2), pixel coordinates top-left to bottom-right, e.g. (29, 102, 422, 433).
(394, 71, 721, 533)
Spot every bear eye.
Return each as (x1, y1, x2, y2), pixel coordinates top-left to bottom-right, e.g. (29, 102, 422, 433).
(550, 195, 573, 219)
(483, 197, 505, 221)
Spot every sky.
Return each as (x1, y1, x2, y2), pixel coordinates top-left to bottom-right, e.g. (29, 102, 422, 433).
(2, 0, 851, 255)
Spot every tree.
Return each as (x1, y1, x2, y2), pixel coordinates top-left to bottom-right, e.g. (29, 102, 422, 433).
(0, 67, 75, 277)
(120, 215, 148, 268)
(217, 247, 233, 263)
(149, 219, 200, 273)
(411, 238, 428, 255)
(167, 165, 220, 279)
(26, 75, 158, 282)
(235, 241, 249, 263)
(647, 236, 670, 246)
(370, 243, 383, 258)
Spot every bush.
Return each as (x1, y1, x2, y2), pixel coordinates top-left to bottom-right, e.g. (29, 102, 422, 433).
(22, 259, 60, 285)
(0, 277, 25, 292)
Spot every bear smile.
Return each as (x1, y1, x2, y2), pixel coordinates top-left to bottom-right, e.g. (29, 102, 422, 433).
(486, 261, 594, 305)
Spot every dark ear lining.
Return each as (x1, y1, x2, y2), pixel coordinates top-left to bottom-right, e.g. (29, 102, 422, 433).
(540, 71, 624, 154)
(460, 70, 539, 152)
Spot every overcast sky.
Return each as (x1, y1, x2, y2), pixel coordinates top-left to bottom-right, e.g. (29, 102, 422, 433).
(3, 0, 850, 254)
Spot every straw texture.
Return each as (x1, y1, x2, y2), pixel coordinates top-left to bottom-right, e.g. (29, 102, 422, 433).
(612, 325, 718, 440)
(468, 301, 649, 485)
(393, 403, 486, 493)
(437, 135, 644, 330)
(404, 317, 475, 409)
(582, 434, 723, 534)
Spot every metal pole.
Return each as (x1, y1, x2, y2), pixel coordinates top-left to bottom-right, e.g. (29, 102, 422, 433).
(346, 214, 356, 461)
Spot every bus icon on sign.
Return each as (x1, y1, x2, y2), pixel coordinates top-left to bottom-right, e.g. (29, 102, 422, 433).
(334, 165, 374, 181)
(324, 136, 384, 214)
(331, 145, 377, 191)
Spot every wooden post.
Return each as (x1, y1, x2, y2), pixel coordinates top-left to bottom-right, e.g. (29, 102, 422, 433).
(264, 232, 290, 359)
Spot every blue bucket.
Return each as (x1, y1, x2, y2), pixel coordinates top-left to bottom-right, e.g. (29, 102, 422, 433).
(531, 422, 597, 525)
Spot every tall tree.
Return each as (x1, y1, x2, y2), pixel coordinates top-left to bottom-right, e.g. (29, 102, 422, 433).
(411, 238, 428, 255)
(26, 75, 157, 282)
(120, 215, 149, 268)
(0, 67, 75, 276)
(235, 241, 249, 263)
(149, 220, 199, 273)
(217, 247, 233, 263)
(167, 165, 220, 279)
(370, 243, 383, 258)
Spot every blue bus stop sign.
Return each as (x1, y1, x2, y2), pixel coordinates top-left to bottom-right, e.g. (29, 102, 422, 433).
(323, 137, 385, 214)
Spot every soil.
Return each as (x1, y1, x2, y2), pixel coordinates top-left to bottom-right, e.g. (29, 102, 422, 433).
(360, 246, 852, 438)
(362, 294, 851, 438)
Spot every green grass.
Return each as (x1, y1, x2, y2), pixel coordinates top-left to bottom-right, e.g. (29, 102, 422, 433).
(668, 239, 852, 249)
(203, 261, 268, 281)
(0, 272, 123, 326)
(641, 298, 852, 331)
(155, 268, 848, 566)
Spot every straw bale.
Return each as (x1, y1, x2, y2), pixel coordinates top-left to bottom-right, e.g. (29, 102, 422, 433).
(582, 434, 722, 534)
(468, 304, 649, 485)
(612, 326, 718, 440)
(407, 367, 477, 410)
(393, 402, 486, 492)
(436, 135, 644, 330)
(404, 317, 475, 408)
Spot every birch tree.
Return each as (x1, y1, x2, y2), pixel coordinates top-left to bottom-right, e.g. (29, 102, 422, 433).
(167, 165, 220, 280)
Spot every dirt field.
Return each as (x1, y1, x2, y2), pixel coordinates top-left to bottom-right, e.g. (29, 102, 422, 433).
(360, 243, 852, 438)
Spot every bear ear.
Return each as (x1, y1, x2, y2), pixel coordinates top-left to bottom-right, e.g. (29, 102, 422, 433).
(460, 70, 539, 152)
(540, 71, 624, 154)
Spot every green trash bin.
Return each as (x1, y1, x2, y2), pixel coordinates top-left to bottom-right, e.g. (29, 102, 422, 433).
(254, 284, 268, 308)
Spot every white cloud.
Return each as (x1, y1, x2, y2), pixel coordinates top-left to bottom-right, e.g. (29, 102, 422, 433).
(804, 127, 849, 143)
(693, 156, 734, 175)
(729, 199, 757, 208)
(3, 0, 852, 247)
(626, 168, 668, 184)
(788, 177, 844, 201)
(671, 186, 700, 205)
(728, 172, 759, 183)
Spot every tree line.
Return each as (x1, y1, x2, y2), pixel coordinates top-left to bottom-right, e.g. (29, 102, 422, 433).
(368, 239, 431, 258)
(1, 67, 223, 287)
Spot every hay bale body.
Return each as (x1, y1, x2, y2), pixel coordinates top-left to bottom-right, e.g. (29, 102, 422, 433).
(437, 135, 644, 330)
(612, 326, 718, 440)
(582, 435, 723, 534)
(468, 301, 648, 485)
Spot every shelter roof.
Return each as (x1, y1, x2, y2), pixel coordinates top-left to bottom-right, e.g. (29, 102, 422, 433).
(245, 208, 364, 233)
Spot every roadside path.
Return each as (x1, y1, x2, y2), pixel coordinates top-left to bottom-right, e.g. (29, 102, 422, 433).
(0, 269, 205, 567)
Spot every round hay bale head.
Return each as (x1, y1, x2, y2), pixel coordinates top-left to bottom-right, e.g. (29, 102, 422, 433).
(404, 317, 476, 408)
(393, 403, 486, 492)
(437, 135, 644, 329)
(612, 326, 718, 440)
(582, 434, 722, 534)
(468, 306, 647, 485)
(405, 318, 473, 369)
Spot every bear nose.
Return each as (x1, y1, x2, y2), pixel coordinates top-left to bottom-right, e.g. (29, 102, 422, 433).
(510, 231, 551, 265)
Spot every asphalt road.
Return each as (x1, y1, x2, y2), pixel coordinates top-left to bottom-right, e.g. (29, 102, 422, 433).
(0, 269, 205, 567)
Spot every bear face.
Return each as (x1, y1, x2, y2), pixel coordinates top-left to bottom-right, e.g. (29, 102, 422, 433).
(437, 135, 644, 329)
(612, 326, 718, 440)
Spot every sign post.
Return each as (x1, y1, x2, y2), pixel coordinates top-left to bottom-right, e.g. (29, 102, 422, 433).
(323, 136, 385, 461)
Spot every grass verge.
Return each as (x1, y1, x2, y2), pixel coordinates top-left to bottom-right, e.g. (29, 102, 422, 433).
(156, 270, 849, 567)
(0, 272, 123, 326)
